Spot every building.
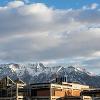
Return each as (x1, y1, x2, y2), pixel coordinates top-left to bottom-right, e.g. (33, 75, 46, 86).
(0, 76, 91, 100)
(0, 76, 27, 100)
(81, 89, 100, 100)
(30, 82, 89, 100)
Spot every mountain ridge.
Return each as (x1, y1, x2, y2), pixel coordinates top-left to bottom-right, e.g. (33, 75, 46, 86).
(0, 63, 100, 87)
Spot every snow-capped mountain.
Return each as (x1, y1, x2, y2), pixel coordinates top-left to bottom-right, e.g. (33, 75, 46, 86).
(0, 63, 100, 87)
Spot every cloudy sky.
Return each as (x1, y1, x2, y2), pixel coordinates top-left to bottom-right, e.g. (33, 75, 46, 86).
(0, 0, 100, 74)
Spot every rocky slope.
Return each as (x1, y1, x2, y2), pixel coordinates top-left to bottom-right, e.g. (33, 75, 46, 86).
(0, 63, 100, 87)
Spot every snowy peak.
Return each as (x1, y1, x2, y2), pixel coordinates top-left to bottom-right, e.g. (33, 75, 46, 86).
(66, 65, 95, 76)
(67, 66, 76, 72)
(9, 64, 20, 72)
(0, 63, 95, 76)
(0, 63, 99, 87)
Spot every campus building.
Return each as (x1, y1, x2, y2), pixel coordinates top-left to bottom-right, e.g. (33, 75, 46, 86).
(0, 76, 27, 100)
(30, 82, 89, 100)
(81, 89, 100, 100)
(0, 76, 99, 100)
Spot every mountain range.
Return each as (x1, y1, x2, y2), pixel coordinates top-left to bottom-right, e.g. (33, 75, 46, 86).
(0, 63, 100, 87)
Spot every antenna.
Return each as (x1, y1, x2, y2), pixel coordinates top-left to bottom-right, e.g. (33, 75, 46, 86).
(64, 74, 68, 82)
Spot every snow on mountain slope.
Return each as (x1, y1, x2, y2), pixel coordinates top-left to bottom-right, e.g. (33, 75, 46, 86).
(0, 63, 100, 87)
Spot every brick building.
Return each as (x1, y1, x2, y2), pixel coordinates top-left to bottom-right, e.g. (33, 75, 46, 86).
(30, 82, 89, 100)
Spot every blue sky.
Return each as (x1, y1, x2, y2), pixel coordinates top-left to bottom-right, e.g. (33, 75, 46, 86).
(30, 0, 100, 9)
(0, 0, 100, 9)
(0, 0, 100, 74)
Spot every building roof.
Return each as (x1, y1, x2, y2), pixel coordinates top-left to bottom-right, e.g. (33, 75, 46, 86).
(14, 78, 25, 84)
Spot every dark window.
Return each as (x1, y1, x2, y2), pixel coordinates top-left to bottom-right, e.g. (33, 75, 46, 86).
(31, 89, 37, 96)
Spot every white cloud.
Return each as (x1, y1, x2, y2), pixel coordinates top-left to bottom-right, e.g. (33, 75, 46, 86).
(0, 0, 100, 71)
(82, 3, 99, 10)
(91, 3, 98, 10)
(92, 51, 100, 57)
(7, 1, 24, 8)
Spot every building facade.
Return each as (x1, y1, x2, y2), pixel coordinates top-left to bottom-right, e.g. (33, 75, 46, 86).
(81, 89, 100, 100)
(0, 76, 27, 100)
(0, 76, 96, 100)
(30, 82, 89, 100)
